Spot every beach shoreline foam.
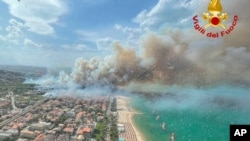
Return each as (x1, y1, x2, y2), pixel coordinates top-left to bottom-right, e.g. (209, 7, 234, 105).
(116, 95, 146, 141)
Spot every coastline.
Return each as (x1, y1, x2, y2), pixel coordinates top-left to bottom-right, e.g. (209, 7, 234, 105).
(116, 95, 146, 141)
(130, 112, 146, 141)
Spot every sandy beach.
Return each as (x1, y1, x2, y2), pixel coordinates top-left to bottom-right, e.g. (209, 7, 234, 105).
(116, 96, 145, 141)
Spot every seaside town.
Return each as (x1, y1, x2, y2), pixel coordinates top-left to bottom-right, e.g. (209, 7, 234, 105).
(0, 67, 143, 141)
(0, 0, 249, 140)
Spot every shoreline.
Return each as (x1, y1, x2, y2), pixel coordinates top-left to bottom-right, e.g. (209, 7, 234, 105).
(130, 112, 147, 141)
(116, 95, 146, 141)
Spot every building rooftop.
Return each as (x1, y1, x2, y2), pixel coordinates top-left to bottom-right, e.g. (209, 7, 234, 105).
(35, 134, 45, 141)
(63, 127, 74, 133)
(77, 127, 92, 135)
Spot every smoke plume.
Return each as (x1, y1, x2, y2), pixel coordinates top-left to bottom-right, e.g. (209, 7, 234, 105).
(63, 28, 250, 88)
(32, 0, 250, 90)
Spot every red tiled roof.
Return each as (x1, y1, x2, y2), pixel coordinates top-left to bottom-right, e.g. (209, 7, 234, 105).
(77, 111, 84, 117)
(11, 125, 18, 129)
(63, 127, 74, 133)
(77, 127, 91, 135)
(35, 134, 45, 141)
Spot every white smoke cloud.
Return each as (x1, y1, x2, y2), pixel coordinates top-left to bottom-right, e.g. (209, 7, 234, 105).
(34, 27, 250, 90)
(28, 0, 250, 97)
(140, 85, 250, 111)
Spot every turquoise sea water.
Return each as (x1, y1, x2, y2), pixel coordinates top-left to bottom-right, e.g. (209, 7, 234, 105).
(130, 86, 250, 141)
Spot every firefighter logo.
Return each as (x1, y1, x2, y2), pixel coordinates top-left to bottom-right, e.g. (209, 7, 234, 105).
(203, 0, 228, 29)
(193, 0, 238, 38)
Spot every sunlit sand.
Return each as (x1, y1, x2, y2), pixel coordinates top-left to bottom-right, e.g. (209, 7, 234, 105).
(116, 96, 144, 141)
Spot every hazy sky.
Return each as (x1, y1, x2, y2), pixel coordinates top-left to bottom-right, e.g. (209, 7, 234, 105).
(0, 0, 247, 68)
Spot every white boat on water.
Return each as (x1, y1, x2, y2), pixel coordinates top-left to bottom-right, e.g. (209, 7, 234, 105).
(156, 115, 160, 120)
(170, 133, 175, 141)
(162, 122, 166, 130)
(152, 110, 155, 114)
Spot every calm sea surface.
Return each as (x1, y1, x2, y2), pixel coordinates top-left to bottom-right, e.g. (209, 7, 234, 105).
(131, 86, 250, 141)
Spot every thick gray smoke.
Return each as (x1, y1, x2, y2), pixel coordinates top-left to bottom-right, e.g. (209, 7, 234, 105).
(63, 29, 250, 88)
(67, 32, 203, 87)
(31, 0, 250, 91)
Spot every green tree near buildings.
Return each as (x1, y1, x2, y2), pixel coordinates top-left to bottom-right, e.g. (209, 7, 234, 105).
(110, 115, 118, 141)
(111, 98, 117, 112)
(92, 120, 107, 141)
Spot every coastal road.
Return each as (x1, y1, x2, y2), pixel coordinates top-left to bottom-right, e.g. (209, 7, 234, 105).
(0, 97, 48, 128)
(8, 91, 19, 111)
